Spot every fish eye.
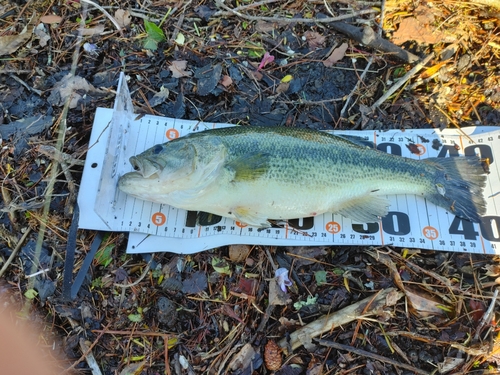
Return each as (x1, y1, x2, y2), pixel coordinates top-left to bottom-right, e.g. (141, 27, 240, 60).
(153, 145, 163, 154)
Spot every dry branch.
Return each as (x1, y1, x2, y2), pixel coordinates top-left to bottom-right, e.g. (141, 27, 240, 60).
(278, 287, 403, 352)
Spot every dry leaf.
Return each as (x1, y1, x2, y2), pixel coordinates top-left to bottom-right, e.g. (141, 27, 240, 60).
(80, 24, 105, 36)
(286, 247, 327, 266)
(34, 24, 50, 48)
(40, 15, 62, 24)
(220, 75, 233, 87)
(228, 343, 256, 371)
(304, 30, 326, 49)
(255, 20, 278, 32)
(119, 360, 146, 375)
(0, 29, 32, 56)
(405, 288, 447, 317)
(269, 277, 290, 306)
(276, 82, 289, 94)
(228, 244, 251, 263)
(149, 86, 170, 107)
(323, 43, 348, 67)
(169, 60, 192, 78)
(484, 264, 500, 277)
(392, 5, 449, 45)
(48, 74, 105, 108)
(114, 9, 131, 28)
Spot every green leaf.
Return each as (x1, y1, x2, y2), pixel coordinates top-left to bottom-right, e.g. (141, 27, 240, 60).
(24, 289, 38, 299)
(174, 32, 185, 45)
(293, 295, 318, 310)
(95, 244, 114, 267)
(314, 270, 327, 285)
(144, 20, 165, 42)
(248, 49, 264, 59)
(143, 20, 166, 51)
(211, 257, 232, 276)
(91, 277, 102, 289)
(143, 38, 159, 51)
(128, 313, 143, 323)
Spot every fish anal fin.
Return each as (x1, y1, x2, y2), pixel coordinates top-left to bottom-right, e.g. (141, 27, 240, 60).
(336, 195, 389, 223)
(232, 206, 270, 228)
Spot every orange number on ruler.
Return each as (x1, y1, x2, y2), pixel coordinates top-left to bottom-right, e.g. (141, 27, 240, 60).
(166, 128, 179, 140)
(151, 212, 166, 226)
(326, 221, 341, 234)
(422, 226, 438, 240)
(414, 144, 426, 156)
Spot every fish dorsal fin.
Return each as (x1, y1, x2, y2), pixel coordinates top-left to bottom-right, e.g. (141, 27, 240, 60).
(226, 153, 271, 182)
(335, 195, 389, 223)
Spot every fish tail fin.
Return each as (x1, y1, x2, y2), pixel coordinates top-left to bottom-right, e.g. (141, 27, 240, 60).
(424, 156, 488, 222)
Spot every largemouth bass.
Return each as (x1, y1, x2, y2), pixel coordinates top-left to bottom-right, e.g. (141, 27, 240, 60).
(118, 126, 487, 227)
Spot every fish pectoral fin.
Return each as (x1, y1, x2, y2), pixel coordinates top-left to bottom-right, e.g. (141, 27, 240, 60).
(226, 153, 271, 182)
(336, 195, 389, 223)
(232, 207, 270, 228)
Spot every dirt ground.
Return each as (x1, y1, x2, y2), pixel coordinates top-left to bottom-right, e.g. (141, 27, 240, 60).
(1, 0, 500, 374)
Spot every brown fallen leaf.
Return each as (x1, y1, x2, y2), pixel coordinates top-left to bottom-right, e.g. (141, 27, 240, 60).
(304, 30, 326, 49)
(48, 73, 106, 108)
(228, 244, 251, 263)
(0, 29, 33, 56)
(169, 60, 192, 78)
(228, 343, 257, 371)
(40, 15, 62, 24)
(323, 42, 348, 67)
(484, 264, 500, 277)
(80, 24, 105, 36)
(405, 287, 448, 318)
(114, 9, 131, 28)
(392, 5, 450, 45)
(220, 74, 233, 87)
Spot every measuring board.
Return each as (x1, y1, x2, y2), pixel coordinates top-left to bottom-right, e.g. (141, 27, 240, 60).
(78, 75, 500, 254)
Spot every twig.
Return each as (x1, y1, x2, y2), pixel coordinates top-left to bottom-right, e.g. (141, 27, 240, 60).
(371, 53, 434, 111)
(263, 246, 278, 271)
(474, 288, 499, 341)
(280, 97, 344, 105)
(328, 22, 420, 63)
(39, 145, 81, 217)
(170, 2, 189, 45)
(78, 338, 103, 375)
(340, 55, 375, 119)
(60, 322, 110, 374)
(114, 257, 153, 294)
(0, 227, 32, 278)
(232, 0, 280, 12)
(79, 0, 124, 35)
(38, 145, 85, 166)
(316, 340, 430, 375)
(214, 0, 378, 23)
(8, 74, 42, 95)
(468, 0, 500, 8)
(278, 288, 404, 352)
(25, 0, 90, 311)
(378, 0, 387, 38)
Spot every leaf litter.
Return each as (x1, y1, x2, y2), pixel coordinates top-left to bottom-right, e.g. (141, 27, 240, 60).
(0, 0, 499, 374)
